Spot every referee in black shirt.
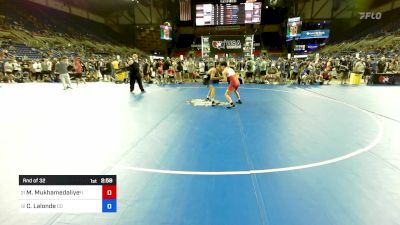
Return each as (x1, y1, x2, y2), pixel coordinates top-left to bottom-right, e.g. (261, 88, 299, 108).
(127, 54, 145, 93)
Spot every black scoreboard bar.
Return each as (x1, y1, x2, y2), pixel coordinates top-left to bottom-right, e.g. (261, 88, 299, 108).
(19, 175, 117, 185)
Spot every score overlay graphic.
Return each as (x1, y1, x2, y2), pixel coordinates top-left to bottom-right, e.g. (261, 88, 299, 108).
(19, 175, 117, 213)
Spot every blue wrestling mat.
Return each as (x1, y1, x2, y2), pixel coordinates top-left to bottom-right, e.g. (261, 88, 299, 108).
(0, 83, 400, 225)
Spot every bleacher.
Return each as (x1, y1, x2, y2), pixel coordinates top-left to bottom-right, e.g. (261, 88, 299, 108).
(0, 0, 144, 59)
(332, 7, 400, 44)
(14, 43, 42, 59)
(135, 26, 163, 52)
(1, 0, 124, 45)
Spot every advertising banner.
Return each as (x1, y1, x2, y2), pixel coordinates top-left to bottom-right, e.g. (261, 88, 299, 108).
(209, 35, 245, 54)
(307, 44, 319, 51)
(300, 30, 330, 40)
(372, 74, 400, 85)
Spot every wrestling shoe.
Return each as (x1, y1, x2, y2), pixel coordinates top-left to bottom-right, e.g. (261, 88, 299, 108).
(236, 99, 242, 104)
(227, 102, 235, 109)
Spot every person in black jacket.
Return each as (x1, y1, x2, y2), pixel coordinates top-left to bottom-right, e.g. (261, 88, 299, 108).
(339, 57, 350, 85)
(127, 54, 145, 93)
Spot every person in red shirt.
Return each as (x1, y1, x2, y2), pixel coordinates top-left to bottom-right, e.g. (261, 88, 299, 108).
(167, 66, 176, 84)
(155, 60, 164, 84)
(74, 57, 86, 86)
(220, 61, 242, 109)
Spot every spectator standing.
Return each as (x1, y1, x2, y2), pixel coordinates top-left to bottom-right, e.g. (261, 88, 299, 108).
(127, 54, 145, 93)
(41, 59, 48, 80)
(12, 60, 22, 82)
(162, 58, 171, 81)
(187, 58, 197, 82)
(351, 58, 365, 84)
(4, 59, 14, 83)
(0, 56, 5, 83)
(142, 59, 150, 83)
(74, 57, 86, 86)
(377, 57, 387, 73)
(244, 58, 254, 83)
(181, 59, 188, 80)
(95, 59, 104, 80)
(370, 57, 377, 75)
(86, 59, 96, 81)
(198, 59, 206, 81)
(339, 57, 350, 84)
(55, 57, 72, 90)
(52, 59, 60, 82)
(364, 58, 372, 83)
(32, 60, 42, 81)
(105, 60, 114, 82)
(354, 58, 365, 74)
(112, 58, 119, 71)
(253, 58, 261, 82)
(167, 66, 176, 83)
(259, 57, 268, 80)
(388, 59, 398, 72)
(156, 60, 164, 84)
(43, 59, 52, 81)
(326, 58, 333, 72)
(263, 63, 280, 84)
(292, 59, 300, 83)
(21, 60, 30, 81)
(176, 60, 184, 83)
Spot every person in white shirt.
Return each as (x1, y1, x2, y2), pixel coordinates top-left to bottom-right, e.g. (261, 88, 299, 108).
(198, 59, 206, 76)
(354, 59, 365, 75)
(32, 61, 42, 81)
(41, 59, 52, 81)
(12, 60, 21, 74)
(4, 60, 13, 73)
(4, 59, 14, 83)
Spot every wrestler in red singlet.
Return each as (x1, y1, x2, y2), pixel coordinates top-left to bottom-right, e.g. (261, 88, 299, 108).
(227, 67, 240, 91)
(220, 61, 242, 109)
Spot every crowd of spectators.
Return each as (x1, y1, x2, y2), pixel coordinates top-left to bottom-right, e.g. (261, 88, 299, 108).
(1, 48, 400, 87)
(139, 51, 400, 86)
(0, 5, 139, 86)
(1, 0, 399, 87)
(0, 50, 126, 84)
